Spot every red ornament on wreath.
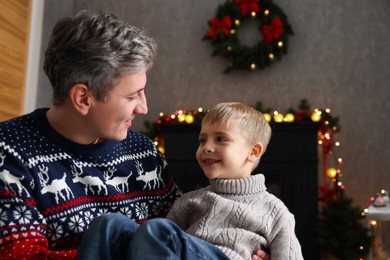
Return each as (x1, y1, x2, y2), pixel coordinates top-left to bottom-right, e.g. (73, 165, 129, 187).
(203, 0, 293, 73)
(206, 16, 232, 40)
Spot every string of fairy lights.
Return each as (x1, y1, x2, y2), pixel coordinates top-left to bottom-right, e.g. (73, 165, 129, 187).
(146, 104, 346, 195)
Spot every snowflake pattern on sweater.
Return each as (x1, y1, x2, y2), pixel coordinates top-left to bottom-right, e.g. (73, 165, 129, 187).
(0, 108, 182, 259)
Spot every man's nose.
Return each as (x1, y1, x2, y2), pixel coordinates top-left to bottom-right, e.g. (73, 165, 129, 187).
(134, 93, 148, 115)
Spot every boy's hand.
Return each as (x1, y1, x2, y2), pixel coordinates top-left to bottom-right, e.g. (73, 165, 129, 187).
(252, 249, 270, 260)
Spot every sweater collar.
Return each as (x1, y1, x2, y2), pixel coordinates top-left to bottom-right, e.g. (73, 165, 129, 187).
(209, 174, 267, 195)
(32, 108, 118, 157)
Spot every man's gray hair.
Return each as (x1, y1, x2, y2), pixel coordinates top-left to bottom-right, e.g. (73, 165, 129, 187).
(44, 10, 157, 105)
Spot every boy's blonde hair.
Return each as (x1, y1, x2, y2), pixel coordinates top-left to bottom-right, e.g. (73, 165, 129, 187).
(203, 102, 272, 154)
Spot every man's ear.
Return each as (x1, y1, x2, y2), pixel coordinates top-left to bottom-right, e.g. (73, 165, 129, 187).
(248, 142, 263, 162)
(69, 84, 93, 115)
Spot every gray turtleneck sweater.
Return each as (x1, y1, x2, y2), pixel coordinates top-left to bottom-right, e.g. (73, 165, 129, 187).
(166, 174, 303, 260)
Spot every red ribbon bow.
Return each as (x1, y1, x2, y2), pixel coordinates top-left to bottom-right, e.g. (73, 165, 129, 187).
(262, 16, 284, 44)
(206, 16, 232, 40)
(234, 0, 260, 16)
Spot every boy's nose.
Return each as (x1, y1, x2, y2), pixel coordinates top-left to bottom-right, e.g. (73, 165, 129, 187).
(203, 144, 214, 153)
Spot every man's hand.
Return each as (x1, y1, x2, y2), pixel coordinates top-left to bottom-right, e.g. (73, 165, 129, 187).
(251, 249, 270, 260)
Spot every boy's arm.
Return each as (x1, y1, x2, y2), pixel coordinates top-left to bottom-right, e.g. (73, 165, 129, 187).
(165, 190, 199, 230)
(268, 213, 303, 260)
(165, 195, 188, 228)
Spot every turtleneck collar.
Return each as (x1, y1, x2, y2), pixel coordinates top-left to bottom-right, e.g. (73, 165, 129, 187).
(209, 174, 266, 195)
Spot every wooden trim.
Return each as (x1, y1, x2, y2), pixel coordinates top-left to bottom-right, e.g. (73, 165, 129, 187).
(23, 0, 44, 114)
(0, 0, 31, 121)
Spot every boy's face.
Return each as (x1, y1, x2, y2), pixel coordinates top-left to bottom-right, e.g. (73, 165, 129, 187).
(87, 71, 148, 141)
(196, 120, 254, 179)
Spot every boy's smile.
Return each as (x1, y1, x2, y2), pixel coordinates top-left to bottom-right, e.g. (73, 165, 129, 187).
(202, 158, 222, 167)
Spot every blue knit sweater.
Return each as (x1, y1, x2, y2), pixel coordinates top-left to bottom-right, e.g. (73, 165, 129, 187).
(0, 108, 182, 259)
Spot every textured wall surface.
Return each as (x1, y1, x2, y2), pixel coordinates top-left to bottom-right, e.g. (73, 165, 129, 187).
(37, 0, 390, 210)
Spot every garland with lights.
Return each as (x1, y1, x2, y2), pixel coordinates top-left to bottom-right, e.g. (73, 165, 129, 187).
(203, 0, 293, 73)
(143, 99, 343, 196)
(143, 99, 341, 186)
(143, 100, 343, 203)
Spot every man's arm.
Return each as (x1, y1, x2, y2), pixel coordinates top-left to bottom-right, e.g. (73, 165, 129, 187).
(0, 148, 78, 259)
(0, 187, 78, 258)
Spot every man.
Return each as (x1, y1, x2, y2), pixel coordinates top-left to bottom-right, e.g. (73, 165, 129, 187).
(0, 10, 268, 260)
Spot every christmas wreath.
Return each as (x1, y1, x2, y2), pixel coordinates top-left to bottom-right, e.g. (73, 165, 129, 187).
(203, 0, 293, 73)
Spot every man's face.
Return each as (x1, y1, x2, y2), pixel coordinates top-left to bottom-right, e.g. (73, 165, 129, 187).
(87, 71, 148, 141)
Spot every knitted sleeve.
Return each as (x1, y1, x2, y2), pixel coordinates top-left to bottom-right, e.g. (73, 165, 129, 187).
(0, 147, 77, 259)
(149, 143, 183, 218)
(267, 209, 304, 260)
(166, 190, 199, 229)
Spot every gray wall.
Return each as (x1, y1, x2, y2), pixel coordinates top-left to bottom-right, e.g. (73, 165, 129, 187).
(38, 0, 390, 208)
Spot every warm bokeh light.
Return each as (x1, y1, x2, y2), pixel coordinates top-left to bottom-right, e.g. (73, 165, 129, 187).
(327, 168, 337, 178)
(284, 113, 295, 122)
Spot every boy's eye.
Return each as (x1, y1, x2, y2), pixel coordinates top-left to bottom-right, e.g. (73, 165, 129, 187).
(199, 138, 206, 144)
(217, 136, 227, 142)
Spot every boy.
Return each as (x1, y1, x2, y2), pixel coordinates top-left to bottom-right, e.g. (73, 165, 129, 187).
(164, 102, 303, 259)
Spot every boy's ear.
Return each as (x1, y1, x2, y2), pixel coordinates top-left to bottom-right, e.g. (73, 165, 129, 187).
(69, 84, 93, 115)
(248, 142, 263, 162)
